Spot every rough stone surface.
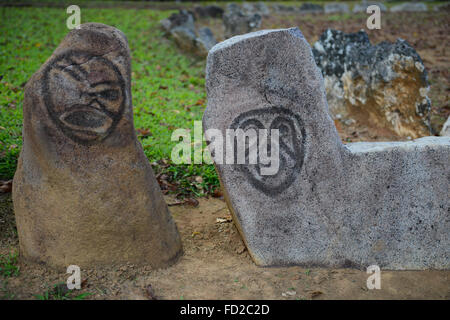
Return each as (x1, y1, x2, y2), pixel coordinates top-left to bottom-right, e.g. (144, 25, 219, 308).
(271, 4, 298, 14)
(203, 28, 450, 270)
(324, 2, 350, 14)
(440, 116, 450, 137)
(196, 27, 217, 57)
(160, 10, 196, 33)
(313, 29, 432, 138)
(193, 5, 224, 19)
(161, 10, 216, 57)
(391, 2, 428, 12)
(13, 23, 182, 269)
(353, 2, 387, 13)
(299, 3, 324, 13)
(170, 25, 197, 52)
(223, 3, 262, 38)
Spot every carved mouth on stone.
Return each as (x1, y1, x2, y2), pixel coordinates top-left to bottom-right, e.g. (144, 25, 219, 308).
(60, 106, 113, 134)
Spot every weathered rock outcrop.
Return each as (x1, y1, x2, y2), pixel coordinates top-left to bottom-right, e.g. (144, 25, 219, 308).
(160, 10, 217, 57)
(13, 23, 182, 269)
(313, 29, 432, 138)
(299, 3, 324, 14)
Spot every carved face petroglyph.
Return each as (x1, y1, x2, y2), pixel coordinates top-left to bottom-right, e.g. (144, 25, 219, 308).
(43, 51, 126, 145)
(229, 107, 306, 196)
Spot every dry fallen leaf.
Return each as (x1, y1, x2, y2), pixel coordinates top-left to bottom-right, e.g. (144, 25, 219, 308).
(136, 128, 152, 137)
(194, 99, 205, 106)
(212, 189, 223, 198)
(216, 216, 232, 224)
(310, 290, 323, 298)
(0, 180, 12, 193)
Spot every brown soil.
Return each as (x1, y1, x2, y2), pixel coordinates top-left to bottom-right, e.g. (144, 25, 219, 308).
(1, 193, 448, 300)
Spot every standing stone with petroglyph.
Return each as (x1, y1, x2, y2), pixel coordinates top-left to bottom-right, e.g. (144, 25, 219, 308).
(203, 28, 449, 270)
(13, 23, 182, 269)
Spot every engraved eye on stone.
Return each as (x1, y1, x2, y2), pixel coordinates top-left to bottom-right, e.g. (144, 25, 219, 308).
(97, 89, 119, 101)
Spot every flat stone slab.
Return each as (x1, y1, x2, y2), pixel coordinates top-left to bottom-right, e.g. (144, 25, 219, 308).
(203, 28, 450, 270)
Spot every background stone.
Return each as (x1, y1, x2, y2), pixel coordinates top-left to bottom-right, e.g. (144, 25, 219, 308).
(160, 10, 217, 57)
(299, 3, 324, 14)
(391, 2, 428, 12)
(324, 3, 350, 14)
(223, 3, 262, 38)
(440, 116, 450, 136)
(313, 29, 432, 139)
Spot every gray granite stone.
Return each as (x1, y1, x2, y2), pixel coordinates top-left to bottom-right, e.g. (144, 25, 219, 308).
(324, 2, 350, 14)
(161, 10, 217, 57)
(270, 4, 298, 14)
(299, 3, 324, 14)
(203, 28, 450, 270)
(391, 2, 428, 12)
(312, 29, 432, 138)
(353, 2, 387, 13)
(196, 27, 217, 57)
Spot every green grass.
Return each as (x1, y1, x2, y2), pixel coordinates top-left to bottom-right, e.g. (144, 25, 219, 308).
(35, 282, 93, 300)
(0, 7, 219, 196)
(0, 251, 20, 278)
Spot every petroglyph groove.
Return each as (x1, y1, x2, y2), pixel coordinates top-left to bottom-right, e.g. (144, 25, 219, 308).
(229, 106, 306, 195)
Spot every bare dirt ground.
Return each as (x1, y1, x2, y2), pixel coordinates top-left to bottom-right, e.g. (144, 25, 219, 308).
(1, 193, 449, 300)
